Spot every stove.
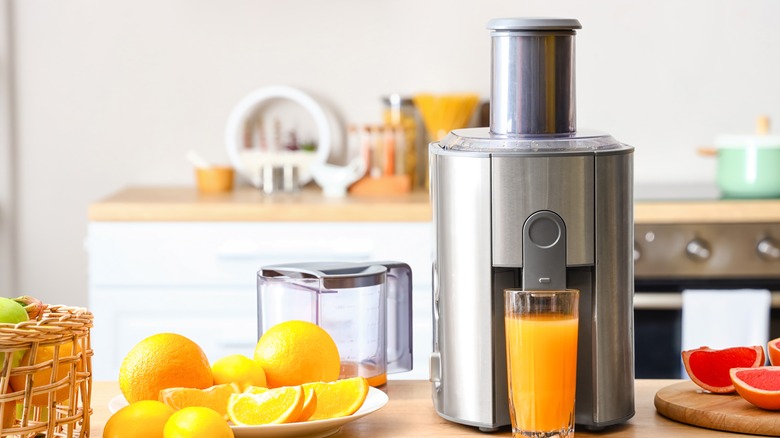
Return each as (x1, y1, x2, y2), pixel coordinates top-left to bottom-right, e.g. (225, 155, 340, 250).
(632, 184, 780, 378)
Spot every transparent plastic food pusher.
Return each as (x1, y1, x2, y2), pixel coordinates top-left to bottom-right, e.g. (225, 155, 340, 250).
(258, 261, 413, 387)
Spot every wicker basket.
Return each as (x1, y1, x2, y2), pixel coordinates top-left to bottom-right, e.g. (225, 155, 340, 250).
(0, 305, 93, 438)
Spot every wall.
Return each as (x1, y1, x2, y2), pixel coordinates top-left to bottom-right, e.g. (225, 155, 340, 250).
(8, 0, 780, 306)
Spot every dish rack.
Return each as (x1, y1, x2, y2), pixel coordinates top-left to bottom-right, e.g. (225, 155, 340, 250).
(0, 305, 93, 437)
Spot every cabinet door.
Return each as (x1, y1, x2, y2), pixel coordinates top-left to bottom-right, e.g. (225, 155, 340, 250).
(87, 221, 433, 381)
(90, 286, 257, 380)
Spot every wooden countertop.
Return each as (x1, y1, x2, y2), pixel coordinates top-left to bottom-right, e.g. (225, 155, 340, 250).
(88, 186, 432, 222)
(88, 186, 780, 224)
(89, 379, 753, 436)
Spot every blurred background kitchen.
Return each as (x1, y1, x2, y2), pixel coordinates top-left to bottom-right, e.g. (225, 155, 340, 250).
(1, 0, 779, 310)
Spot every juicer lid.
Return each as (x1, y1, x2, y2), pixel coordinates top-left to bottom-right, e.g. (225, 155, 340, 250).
(259, 261, 386, 289)
(487, 17, 581, 31)
(437, 127, 631, 154)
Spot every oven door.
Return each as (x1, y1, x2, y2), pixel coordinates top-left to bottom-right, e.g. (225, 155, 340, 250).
(634, 280, 780, 379)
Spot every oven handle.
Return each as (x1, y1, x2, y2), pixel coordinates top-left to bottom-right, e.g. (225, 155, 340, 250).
(634, 291, 780, 310)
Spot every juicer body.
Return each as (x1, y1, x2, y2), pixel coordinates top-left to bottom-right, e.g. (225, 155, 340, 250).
(429, 139, 635, 430)
(430, 17, 635, 431)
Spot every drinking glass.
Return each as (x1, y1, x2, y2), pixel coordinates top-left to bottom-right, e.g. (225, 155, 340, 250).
(504, 289, 579, 438)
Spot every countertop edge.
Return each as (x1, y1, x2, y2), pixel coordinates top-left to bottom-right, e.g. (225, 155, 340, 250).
(88, 186, 780, 224)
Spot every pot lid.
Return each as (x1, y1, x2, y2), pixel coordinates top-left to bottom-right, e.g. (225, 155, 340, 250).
(715, 115, 780, 148)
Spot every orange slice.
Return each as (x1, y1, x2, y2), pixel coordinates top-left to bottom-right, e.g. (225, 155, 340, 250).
(768, 337, 780, 366)
(159, 383, 240, 417)
(302, 377, 369, 421)
(243, 385, 269, 395)
(227, 385, 304, 425)
(730, 366, 780, 410)
(296, 385, 318, 422)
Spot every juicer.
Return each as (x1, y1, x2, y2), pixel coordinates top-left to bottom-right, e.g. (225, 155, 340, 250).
(429, 17, 635, 431)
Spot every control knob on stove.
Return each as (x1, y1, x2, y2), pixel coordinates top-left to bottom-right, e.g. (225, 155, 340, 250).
(757, 237, 780, 260)
(685, 238, 711, 261)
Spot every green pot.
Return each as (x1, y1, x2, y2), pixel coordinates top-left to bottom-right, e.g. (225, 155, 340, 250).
(714, 135, 780, 199)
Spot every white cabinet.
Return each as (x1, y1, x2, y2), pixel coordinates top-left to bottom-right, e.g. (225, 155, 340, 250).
(87, 221, 433, 382)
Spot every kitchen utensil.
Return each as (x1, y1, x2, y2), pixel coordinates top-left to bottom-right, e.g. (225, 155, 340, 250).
(257, 261, 413, 387)
(699, 116, 780, 198)
(430, 17, 634, 431)
(311, 157, 366, 197)
(225, 86, 333, 186)
(186, 150, 212, 169)
(655, 380, 780, 436)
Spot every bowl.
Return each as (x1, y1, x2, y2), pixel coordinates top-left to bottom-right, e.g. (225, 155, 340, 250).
(195, 166, 235, 193)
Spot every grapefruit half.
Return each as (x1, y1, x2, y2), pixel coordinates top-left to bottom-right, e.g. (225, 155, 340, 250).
(681, 345, 765, 393)
(730, 366, 780, 410)
(768, 338, 780, 366)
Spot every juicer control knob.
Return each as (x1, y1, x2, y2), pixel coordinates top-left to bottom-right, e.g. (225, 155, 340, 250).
(685, 238, 711, 261)
(757, 237, 780, 260)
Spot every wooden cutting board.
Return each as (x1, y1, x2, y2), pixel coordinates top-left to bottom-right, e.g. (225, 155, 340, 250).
(655, 380, 780, 436)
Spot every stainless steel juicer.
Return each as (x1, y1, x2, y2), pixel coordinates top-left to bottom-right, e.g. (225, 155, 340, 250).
(429, 17, 635, 431)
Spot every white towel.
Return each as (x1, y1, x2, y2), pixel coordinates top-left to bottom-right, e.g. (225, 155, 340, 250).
(682, 289, 771, 352)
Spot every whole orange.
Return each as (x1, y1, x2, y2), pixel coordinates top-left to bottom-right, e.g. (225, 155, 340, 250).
(163, 406, 233, 438)
(254, 320, 340, 388)
(10, 341, 78, 405)
(119, 333, 213, 403)
(211, 354, 266, 389)
(103, 400, 174, 438)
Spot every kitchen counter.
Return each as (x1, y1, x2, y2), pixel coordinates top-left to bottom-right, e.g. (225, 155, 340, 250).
(89, 379, 753, 436)
(89, 186, 780, 223)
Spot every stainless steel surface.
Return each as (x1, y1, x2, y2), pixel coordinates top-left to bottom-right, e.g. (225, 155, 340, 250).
(429, 149, 499, 428)
(283, 164, 299, 192)
(589, 152, 635, 426)
(261, 164, 284, 195)
(492, 155, 594, 267)
(439, 127, 627, 153)
(430, 16, 635, 431)
(487, 18, 580, 135)
(635, 223, 780, 278)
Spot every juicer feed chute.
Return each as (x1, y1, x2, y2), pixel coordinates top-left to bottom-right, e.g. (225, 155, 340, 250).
(429, 17, 635, 431)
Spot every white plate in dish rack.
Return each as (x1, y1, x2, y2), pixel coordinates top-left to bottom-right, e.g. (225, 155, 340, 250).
(108, 386, 388, 438)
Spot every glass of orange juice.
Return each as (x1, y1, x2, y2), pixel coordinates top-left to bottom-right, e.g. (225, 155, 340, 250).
(504, 289, 579, 438)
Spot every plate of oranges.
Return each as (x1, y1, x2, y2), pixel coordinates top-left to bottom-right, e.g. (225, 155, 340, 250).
(106, 322, 388, 437)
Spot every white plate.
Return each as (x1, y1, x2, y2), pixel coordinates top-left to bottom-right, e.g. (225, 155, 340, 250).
(108, 387, 388, 438)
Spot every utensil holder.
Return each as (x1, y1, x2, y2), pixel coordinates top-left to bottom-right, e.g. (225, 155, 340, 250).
(0, 305, 94, 437)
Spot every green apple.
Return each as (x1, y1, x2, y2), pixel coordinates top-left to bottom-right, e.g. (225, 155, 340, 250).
(0, 297, 29, 368)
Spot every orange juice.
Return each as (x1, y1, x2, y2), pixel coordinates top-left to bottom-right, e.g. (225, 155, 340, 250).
(505, 313, 578, 432)
(339, 361, 387, 387)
